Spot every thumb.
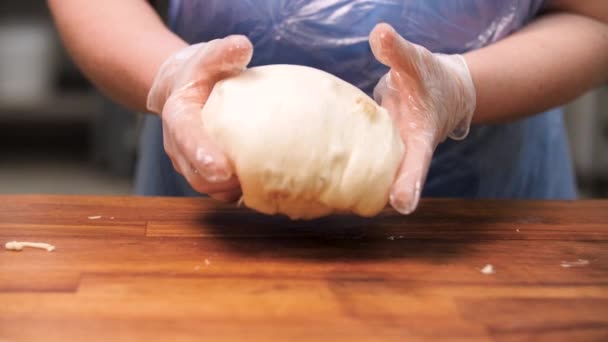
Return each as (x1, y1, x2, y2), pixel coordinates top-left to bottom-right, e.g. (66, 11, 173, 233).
(389, 134, 434, 215)
(147, 35, 253, 114)
(186, 35, 253, 88)
(369, 23, 422, 81)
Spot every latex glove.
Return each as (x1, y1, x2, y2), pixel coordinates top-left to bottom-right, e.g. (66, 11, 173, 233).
(369, 23, 476, 215)
(147, 36, 253, 202)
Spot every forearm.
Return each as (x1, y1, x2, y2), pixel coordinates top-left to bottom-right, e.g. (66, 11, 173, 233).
(47, 0, 188, 112)
(465, 12, 608, 124)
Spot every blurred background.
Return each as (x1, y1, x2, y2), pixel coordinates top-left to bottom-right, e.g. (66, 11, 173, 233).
(0, 1, 136, 195)
(0, 2, 607, 197)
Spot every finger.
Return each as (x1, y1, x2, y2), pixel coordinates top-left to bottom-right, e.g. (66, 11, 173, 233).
(369, 23, 422, 80)
(389, 135, 434, 215)
(175, 150, 241, 194)
(167, 124, 239, 193)
(209, 189, 243, 203)
(189, 35, 253, 87)
(187, 170, 241, 194)
(163, 92, 236, 183)
(369, 23, 433, 110)
(181, 115, 235, 183)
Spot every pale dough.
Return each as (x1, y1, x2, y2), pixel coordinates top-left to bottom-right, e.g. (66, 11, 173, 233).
(5, 241, 55, 252)
(202, 65, 404, 219)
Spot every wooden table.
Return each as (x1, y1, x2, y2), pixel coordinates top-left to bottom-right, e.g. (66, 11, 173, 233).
(0, 195, 607, 341)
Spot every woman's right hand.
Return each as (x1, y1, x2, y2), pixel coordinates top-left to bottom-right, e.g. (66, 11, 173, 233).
(146, 35, 253, 202)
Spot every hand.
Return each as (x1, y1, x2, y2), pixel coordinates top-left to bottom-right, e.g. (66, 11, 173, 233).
(369, 23, 477, 214)
(147, 35, 253, 202)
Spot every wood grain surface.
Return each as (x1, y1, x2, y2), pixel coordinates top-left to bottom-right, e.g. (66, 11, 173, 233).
(0, 195, 607, 341)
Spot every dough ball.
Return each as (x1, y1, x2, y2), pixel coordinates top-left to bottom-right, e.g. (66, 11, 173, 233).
(201, 65, 404, 219)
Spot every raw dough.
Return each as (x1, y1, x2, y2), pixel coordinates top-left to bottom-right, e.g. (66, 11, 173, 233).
(5, 241, 55, 252)
(202, 65, 404, 219)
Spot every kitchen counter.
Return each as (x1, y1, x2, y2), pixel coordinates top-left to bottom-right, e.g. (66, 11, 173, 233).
(1, 195, 607, 341)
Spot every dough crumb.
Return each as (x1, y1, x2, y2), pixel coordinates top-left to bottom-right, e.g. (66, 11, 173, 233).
(387, 236, 395, 241)
(194, 265, 201, 271)
(516, 228, 520, 232)
(88, 215, 102, 220)
(560, 259, 589, 268)
(204, 259, 211, 266)
(5, 241, 55, 252)
(480, 264, 495, 275)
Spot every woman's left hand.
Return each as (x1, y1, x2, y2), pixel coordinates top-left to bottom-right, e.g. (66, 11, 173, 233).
(369, 23, 477, 214)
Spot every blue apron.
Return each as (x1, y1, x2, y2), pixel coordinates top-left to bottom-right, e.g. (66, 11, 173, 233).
(135, 0, 577, 199)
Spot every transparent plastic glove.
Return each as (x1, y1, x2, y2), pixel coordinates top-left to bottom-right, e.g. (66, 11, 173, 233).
(369, 23, 476, 215)
(147, 35, 253, 202)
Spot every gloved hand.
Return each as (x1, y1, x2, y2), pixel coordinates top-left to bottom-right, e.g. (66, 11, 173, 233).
(147, 35, 253, 202)
(369, 23, 477, 214)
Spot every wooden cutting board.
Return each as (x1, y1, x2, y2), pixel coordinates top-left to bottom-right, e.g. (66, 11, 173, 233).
(0, 195, 607, 341)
